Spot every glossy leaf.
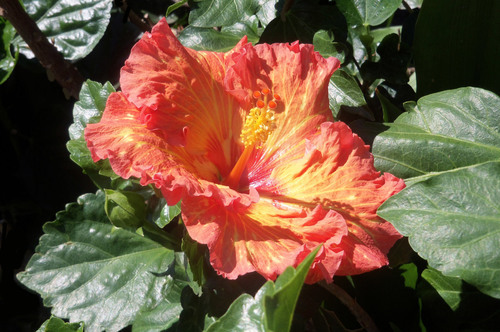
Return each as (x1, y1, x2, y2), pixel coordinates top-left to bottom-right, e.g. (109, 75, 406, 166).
(421, 268, 463, 310)
(256, 0, 278, 27)
(178, 22, 259, 52)
(328, 69, 369, 119)
(379, 162, 500, 299)
(188, 0, 260, 27)
(372, 87, 500, 182)
(14, 0, 112, 60)
(313, 30, 347, 63)
(167, 0, 188, 16)
(16, 191, 191, 331)
(206, 247, 319, 332)
(156, 202, 181, 228)
(104, 189, 146, 229)
(67, 80, 116, 187)
(37, 316, 84, 332)
(0, 18, 18, 84)
(336, 0, 402, 26)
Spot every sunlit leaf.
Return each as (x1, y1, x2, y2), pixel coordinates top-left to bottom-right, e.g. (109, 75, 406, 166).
(16, 191, 191, 331)
(372, 87, 500, 182)
(421, 268, 463, 310)
(179, 21, 259, 52)
(104, 189, 146, 230)
(37, 316, 84, 332)
(206, 247, 319, 332)
(336, 0, 402, 26)
(156, 202, 181, 228)
(189, 0, 260, 27)
(313, 29, 347, 63)
(328, 69, 368, 119)
(14, 0, 112, 60)
(379, 162, 500, 299)
(67, 80, 116, 187)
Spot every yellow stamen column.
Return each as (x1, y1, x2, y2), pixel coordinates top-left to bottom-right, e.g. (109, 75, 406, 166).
(223, 89, 280, 190)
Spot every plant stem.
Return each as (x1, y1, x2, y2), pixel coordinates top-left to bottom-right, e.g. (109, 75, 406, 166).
(0, 0, 84, 99)
(115, 0, 153, 32)
(319, 281, 380, 332)
(402, 0, 414, 13)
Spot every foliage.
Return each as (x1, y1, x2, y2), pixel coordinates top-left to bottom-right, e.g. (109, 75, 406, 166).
(2, 0, 499, 331)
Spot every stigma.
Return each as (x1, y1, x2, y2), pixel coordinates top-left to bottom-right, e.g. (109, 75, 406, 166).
(240, 89, 280, 148)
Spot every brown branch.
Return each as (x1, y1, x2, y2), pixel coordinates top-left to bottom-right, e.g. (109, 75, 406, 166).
(0, 0, 84, 99)
(402, 1, 414, 13)
(116, 0, 152, 33)
(319, 281, 380, 332)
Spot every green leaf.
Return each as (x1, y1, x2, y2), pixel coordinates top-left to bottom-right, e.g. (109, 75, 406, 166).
(104, 189, 146, 230)
(418, 267, 500, 331)
(421, 268, 463, 310)
(156, 201, 181, 228)
(67, 80, 116, 187)
(378, 162, 500, 299)
(37, 316, 84, 332)
(336, 0, 402, 26)
(69, 80, 114, 140)
(413, 0, 500, 97)
(16, 191, 189, 331)
(181, 232, 208, 289)
(14, 0, 112, 60)
(189, 0, 260, 27)
(206, 247, 319, 332)
(178, 22, 259, 52)
(256, 0, 278, 27)
(167, 0, 188, 16)
(372, 87, 500, 182)
(0, 18, 18, 84)
(313, 30, 347, 63)
(259, 0, 347, 44)
(328, 69, 369, 119)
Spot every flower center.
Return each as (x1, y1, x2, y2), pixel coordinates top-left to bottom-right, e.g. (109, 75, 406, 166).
(240, 88, 279, 148)
(223, 89, 281, 189)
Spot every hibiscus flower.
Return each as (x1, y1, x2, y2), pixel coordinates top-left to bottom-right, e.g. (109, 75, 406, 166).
(85, 18, 405, 284)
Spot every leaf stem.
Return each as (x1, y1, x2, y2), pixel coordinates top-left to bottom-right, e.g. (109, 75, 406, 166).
(319, 281, 380, 332)
(0, 0, 84, 99)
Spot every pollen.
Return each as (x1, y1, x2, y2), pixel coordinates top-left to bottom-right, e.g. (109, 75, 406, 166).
(240, 89, 280, 148)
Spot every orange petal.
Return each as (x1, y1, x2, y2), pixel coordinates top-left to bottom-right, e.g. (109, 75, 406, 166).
(120, 18, 246, 178)
(246, 121, 405, 276)
(85, 92, 178, 182)
(225, 41, 340, 154)
(182, 195, 348, 282)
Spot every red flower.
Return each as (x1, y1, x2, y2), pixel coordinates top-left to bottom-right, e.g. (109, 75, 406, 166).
(85, 19, 405, 284)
